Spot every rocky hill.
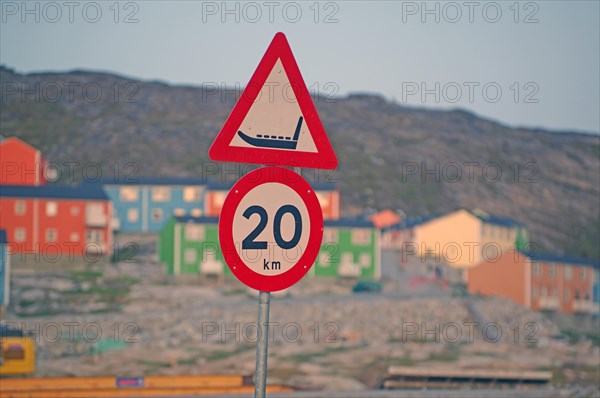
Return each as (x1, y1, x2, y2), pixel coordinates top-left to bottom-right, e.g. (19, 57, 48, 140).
(1, 66, 598, 259)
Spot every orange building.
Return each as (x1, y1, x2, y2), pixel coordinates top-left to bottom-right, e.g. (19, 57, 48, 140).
(0, 137, 47, 186)
(467, 250, 598, 314)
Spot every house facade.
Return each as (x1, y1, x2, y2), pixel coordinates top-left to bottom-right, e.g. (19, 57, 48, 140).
(159, 216, 380, 278)
(467, 250, 599, 314)
(0, 185, 112, 257)
(313, 219, 380, 278)
(385, 209, 528, 268)
(0, 137, 47, 186)
(102, 178, 205, 233)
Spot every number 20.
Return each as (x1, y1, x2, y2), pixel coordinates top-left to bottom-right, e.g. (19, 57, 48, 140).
(242, 205, 302, 250)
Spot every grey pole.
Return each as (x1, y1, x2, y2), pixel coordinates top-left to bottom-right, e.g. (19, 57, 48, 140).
(254, 290, 271, 397)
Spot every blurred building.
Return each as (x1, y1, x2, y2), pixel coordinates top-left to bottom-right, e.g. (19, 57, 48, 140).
(467, 250, 599, 314)
(314, 218, 380, 278)
(383, 209, 528, 268)
(0, 185, 112, 256)
(102, 178, 205, 233)
(203, 180, 340, 220)
(0, 137, 47, 186)
(158, 216, 380, 278)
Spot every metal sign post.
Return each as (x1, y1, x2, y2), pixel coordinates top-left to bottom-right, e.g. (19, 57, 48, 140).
(254, 163, 271, 397)
(254, 291, 271, 398)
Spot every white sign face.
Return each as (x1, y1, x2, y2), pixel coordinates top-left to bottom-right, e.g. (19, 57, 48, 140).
(232, 182, 311, 276)
(228, 59, 318, 153)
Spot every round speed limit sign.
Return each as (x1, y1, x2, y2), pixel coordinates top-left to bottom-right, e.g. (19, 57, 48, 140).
(219, 167, 324, 292)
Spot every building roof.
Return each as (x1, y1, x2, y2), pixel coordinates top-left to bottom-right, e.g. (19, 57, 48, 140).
(205, 179, 338, 191)
(471, 209, 522, 227)
(521, 250, 600, 268)
(174, 215, 219, 224)
(324, 217, 375, 228)
(383, 215, 440, 231)
(101, 177, 206, 186)
(0, 229, 7, 244)
(206, 180, 235, 191)
(369, 209, 401, 229)
(0, 184, 109, 200)
(0, 136, 41, 153)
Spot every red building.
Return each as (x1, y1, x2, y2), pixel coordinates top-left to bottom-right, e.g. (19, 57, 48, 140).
(0, 185, 112, 257)
(0, 137, 47, 186)
(467, 250, 598, 314)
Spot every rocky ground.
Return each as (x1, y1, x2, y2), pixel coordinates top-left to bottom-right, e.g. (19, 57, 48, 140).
(2, 249, 599, 395)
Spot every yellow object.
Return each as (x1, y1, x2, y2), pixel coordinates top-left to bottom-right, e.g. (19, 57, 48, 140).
(0, 335, 35, 375)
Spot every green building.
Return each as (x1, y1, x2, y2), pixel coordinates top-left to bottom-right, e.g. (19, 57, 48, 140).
(159, 216, 380, 279)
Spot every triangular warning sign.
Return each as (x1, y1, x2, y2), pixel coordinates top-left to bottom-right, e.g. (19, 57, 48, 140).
(209, 32, 338, 170)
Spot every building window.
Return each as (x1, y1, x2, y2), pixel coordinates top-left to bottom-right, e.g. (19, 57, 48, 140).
(533, 262, 541, 276)
(183, 187, 202, 202)
(14, 228, 26, 242)
(70, 232, 79, 242)
(316, 192, 330, 207)
(152, 208, 163, 222)
(359, 253, 371, 267)
(173, 208, 185, 216)
(127, 208, 139, 223)
(532, 286, 538, 299)
(549, 263, 557, 278)
(184, 248, 197, 264)
(46, 228, 57, 243)
(152, 187, 170, 202)
(564, 287, 570, 303)
(579, 267, 587, 280)
(86, 229, 103, 244)
(185, 224, 205, 241)
(191, 209, 202, 217)
(46, 201, 58, 216)
(351, 229, 371, 246)
(541, 286, 548, 297)
(565, 266, 572, 280)
(551, 287, 557, 298)
(15, 200, 26, 215)
(323, 228, 338, 243)
(120, 187, 139, 202)
(71, 206, 80, 216)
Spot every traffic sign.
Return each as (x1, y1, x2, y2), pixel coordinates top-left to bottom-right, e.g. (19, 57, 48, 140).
(218, 167, 324, 291)
(208, 32, 338, 170)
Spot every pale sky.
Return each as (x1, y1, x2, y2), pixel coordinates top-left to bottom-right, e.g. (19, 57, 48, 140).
(1, 0, 599, 133)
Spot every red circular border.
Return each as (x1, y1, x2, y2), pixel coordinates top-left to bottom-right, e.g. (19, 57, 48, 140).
(219, 167, 324, 292)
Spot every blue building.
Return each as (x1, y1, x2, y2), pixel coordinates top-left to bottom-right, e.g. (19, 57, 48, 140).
(102, 178, 206, 233)
(0, 229, 10, 306)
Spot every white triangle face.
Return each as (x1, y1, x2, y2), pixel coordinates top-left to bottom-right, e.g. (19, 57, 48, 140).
(228, 59, 318, 153)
